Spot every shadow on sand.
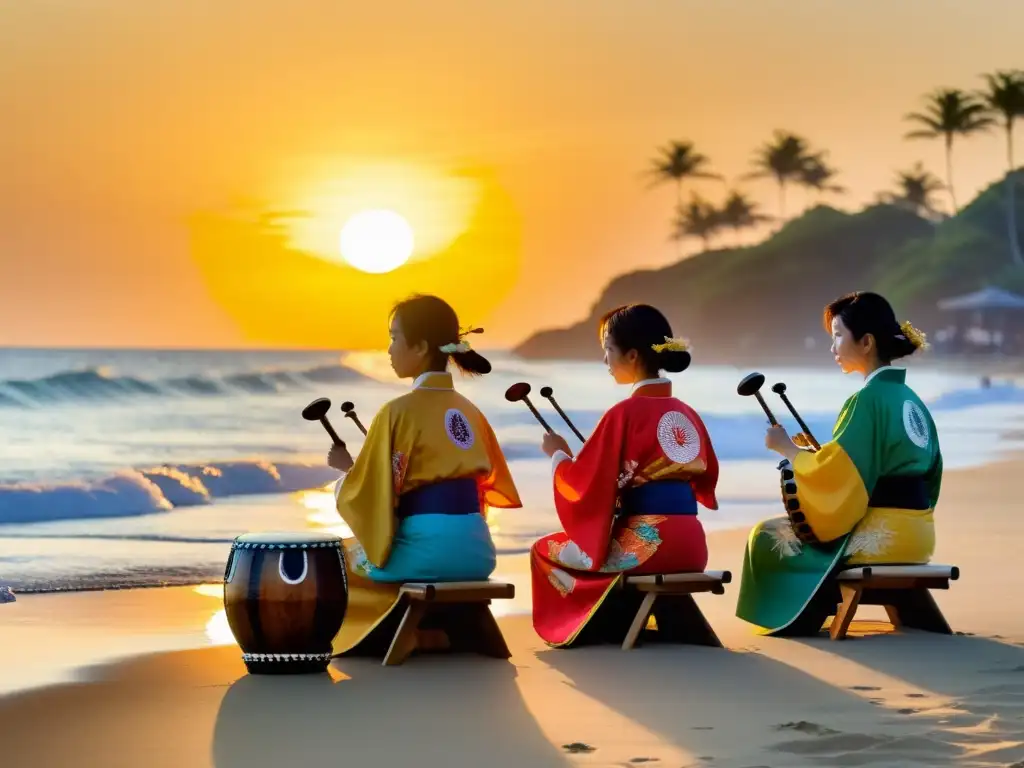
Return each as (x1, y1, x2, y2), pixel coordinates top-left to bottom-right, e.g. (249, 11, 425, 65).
(212, 655, 566, 768)
(788, 628, 1024, 765)
(539, 638, 984, 767)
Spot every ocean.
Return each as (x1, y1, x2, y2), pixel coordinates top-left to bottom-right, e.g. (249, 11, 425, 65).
(1, 348, 1022, 593)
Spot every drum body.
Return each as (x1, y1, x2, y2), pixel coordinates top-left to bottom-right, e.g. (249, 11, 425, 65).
(223, 531, 348, 674)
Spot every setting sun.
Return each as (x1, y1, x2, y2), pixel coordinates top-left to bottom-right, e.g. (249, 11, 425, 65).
(339, 208, 414, 274)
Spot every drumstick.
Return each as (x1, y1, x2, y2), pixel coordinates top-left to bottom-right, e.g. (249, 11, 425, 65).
(770, 382, 821, 450)
(539, 386, 586, 441)
(301, 397, 345, 446)
(503, 382, 553, 434)
(736, 372, 779, 426)
(340, 401, 368, 436)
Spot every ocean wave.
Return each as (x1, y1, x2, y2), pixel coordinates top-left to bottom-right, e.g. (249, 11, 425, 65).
(0, 363, 375, 408)
(0, 460, 341, 526)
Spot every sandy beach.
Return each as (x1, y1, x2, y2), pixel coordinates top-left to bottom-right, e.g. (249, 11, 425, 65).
(2, 456, 1023, 768)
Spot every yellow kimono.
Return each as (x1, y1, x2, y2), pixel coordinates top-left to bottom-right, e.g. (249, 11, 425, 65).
(331, 371, 521, 655)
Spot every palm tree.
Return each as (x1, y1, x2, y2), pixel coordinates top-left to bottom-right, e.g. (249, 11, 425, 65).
(743, 130, 814, 219)
(672, 193, 722, 252)
(718, 190, 771, 244)
(647, 141, 722, 207)
(878, 162, 946, 220)
(904, 88, 995, 212)
(978, 70, 1024, 266)
(799, 153, 845, 199)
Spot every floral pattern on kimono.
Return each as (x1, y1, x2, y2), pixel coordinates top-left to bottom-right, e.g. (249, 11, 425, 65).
(546, 539, 595, 570)
(600, 515, 667, 571)
(391, 450, 408, 496)
(763, 517, 804, 559)
(346, 540, 376, 578)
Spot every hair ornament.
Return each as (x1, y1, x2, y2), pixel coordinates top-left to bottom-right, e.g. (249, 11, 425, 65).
(896, 320, 929, 350)
(650, 336, 690, 353)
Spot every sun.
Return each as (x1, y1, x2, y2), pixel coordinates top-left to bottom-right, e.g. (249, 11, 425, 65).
(338, 209, 415, 274)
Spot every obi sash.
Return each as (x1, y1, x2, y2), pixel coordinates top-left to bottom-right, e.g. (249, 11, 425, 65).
(618, 480, 697, 516)
(868, 475, 930, 510)
(396, 478, 481, 518)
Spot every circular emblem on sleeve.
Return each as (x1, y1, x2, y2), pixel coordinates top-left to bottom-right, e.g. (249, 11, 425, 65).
(902, 400, 930, 449)
(656, 410, 701, 465)
(444, 408, 475, 450)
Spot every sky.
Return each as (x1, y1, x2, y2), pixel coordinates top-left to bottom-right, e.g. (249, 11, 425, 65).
(2, 0, 1023, 349)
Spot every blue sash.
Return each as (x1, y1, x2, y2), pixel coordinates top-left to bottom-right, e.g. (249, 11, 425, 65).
(619, 480, 697, 516)
(396, 478, 481, 518)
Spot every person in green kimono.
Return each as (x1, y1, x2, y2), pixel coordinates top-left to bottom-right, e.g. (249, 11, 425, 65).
(736, 291, 942, 635)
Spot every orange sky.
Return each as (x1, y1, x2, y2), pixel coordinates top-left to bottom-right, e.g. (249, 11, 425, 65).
(2, 0, 1022, 349)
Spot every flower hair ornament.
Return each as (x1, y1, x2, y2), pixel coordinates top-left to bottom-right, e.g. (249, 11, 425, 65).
(650, 336, 690, 353)
(896, 320, 929, 350)
(440, 326, 484, 354)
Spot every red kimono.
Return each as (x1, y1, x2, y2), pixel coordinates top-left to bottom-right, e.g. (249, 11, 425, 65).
(530, 378, 718, 647)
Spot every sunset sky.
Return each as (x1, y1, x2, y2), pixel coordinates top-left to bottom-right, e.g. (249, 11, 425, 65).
(2, 0, 1023, 349)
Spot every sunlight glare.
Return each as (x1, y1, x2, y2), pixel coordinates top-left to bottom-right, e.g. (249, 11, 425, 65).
(339, 209, 414, 273)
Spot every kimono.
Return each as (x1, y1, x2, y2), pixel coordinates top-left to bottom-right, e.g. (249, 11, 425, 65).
(331, 371, 521, 656)
(530, 377, 719, 647)
(735, 366, 943, 635)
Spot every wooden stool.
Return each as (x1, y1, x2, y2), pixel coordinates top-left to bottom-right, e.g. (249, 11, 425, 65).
(619, 570, 732, 650)
(827, 564, 959, 641)
(382, 580, 515, 666)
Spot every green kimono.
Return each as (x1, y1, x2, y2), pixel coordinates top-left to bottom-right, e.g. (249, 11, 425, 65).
(736, 366, 943, 635)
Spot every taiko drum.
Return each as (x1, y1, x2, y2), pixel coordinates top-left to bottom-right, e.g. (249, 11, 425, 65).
(223, 531, 348, 674)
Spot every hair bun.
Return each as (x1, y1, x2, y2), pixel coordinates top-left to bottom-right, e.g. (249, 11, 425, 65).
(451, 349, 492, 375)
(660, 349, 691, 373)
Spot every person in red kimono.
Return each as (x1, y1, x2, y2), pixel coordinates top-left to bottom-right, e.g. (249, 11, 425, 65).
(531, 303, 719, 647)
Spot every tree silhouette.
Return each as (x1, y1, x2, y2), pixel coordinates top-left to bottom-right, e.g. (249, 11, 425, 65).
(743, 131, 815, 219)
(647, 141, 722, 207)
(904, 88, 995, 212)
(878, 162, 946, 220)
(672, 193, 722, 252)
(799, 153, 845, 199)
(978, 69, 1024, 267)
(718, 190, 771, 244)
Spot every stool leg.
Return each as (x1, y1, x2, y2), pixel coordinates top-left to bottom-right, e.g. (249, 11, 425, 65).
(829, 584, 862, 640)
(622, 592, 657, 650)
(383, 601, 428, 666)
(884, 589, 953, 634)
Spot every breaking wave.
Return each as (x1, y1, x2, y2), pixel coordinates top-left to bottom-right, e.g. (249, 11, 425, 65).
(0, 363, 375, 408)
(0, 460, 342, 525)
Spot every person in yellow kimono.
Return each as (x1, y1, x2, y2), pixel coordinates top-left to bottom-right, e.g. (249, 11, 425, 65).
(325, 294, 522, 656)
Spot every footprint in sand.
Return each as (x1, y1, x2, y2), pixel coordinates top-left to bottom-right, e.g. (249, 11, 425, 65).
(849, 685, 882, 691)
(562, 743, 596, 754)
(897, 707, 920, 714)
(907, 693, 928, 698)
(774, 721, 840, 736)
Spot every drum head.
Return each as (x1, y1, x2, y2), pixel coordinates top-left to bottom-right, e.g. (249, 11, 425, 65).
(233, 530, 342, 549)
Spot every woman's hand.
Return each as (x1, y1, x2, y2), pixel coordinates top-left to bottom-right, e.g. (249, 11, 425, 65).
(765, 424, 801, 462)
(327, 444, 354, 472)
(541, 432, 573, 459)
(792, 432, 817, 451)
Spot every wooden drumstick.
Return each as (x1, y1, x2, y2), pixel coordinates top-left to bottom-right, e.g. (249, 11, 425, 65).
(539, 386, 586, 441)
(736, 372, 779, 426)
(771, 382, 821, 450)
(301, 398, 345, 446)
(340, 401, 368, 436)
(504, 382, 554, 434)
